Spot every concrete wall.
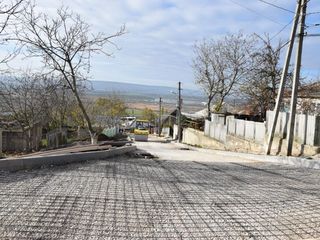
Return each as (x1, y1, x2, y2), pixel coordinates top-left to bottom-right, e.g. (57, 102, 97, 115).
(182, 128, 263, 154)
(182, 128, 225, 150)
(178, 110, 320, 156)
(183, 127, 320, 155)
(266, 111, 320, 146)
(266, 111, 289, 138)
(209, 117, 266, 144)
(210, 111, 319, 147)
(206, 120, 227, 143)
(161, 127, 170, 138)
(211, 114, 226, 125)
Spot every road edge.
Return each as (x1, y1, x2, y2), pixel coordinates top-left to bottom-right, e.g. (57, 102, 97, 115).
(173, 142, 320, 169)
(0, 145, 137, 172)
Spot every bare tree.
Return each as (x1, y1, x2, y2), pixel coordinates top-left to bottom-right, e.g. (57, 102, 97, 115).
(0, 0, 25, 63)
(38, 74, 77, 130)
(0, 0, 24, 32)
(12, 5, 126, 143)
(0, 72, 56, 150)
(193, 33, 254, 118)
(241, 34, 287, 120)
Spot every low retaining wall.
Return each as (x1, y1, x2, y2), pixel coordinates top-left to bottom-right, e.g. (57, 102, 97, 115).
(182, 128, 226, 150)
(183, 127, 319, 156)
(0, 145, 136, 172)
(183, 128, 264, 153)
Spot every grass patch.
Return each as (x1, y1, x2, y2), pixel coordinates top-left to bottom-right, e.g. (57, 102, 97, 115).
(126, 108, 144, 117)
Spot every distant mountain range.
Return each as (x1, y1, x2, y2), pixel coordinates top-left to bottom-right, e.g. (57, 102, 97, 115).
(88, 80, 203, 98)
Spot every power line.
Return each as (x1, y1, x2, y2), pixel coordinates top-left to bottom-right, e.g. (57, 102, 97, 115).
(305, 23, 320, 29)
(257, 0, 295, 14)
(307, 11, 320, 15)
(270, 18, 295, 41)
(228, 0, 283, 25)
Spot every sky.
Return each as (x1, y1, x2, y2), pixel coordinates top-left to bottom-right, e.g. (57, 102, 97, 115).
(2, 0, 320, 89)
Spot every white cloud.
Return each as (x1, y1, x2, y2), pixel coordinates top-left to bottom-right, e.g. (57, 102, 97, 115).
(2, 0, 319, 89)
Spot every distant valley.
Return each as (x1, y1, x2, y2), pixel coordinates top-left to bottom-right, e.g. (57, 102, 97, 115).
(89, 80, 203, 97)
(88, 80, 206, 113)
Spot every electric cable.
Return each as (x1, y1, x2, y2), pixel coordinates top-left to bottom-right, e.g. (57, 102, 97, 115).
(257, 0, 295, 14)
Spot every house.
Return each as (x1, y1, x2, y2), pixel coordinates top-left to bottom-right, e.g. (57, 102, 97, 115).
(284, 82, 320, 115)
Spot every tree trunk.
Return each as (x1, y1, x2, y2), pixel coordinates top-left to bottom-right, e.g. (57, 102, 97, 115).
(73, 89, 96, 144)
(207, 97, 212, 119)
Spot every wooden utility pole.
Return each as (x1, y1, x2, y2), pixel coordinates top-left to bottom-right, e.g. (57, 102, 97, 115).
(266, 0, 302, 155)
(158, 97, 162, 137)
(177, 82, 182, 142)
(287, 0, 307, 156)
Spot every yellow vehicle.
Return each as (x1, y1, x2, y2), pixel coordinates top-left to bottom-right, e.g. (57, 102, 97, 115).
(134, 119, 150, 141)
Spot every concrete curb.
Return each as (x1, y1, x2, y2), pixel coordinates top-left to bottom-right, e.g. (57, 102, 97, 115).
(238, 154, 320, 169)
(0, 145, 137, 172)
(173, 142, 320, 169)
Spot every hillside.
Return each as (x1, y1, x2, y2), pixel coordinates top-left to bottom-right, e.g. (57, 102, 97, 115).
(88, 80, 203, 98)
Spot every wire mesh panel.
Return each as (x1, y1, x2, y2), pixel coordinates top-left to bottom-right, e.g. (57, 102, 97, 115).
(0, 155, 320, 239)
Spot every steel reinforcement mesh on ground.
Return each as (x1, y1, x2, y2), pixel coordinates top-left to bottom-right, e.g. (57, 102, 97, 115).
(0, 154, 320, 239)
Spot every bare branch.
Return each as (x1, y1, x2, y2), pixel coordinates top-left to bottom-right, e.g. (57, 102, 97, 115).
(193, 33, 254, 117)
(11, 5, 126, 142)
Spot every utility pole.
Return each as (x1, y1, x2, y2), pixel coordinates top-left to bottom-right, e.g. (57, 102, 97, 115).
(177, 81, 182, 142)
(266, 0, 302, 155)
(287, 0, 307, 156)
(158, 97, 162, 137)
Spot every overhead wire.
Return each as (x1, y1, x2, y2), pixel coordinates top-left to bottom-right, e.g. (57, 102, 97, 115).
(257, 0, 295, 14)
(270, 18, 295, 41)
(228, 0, 283, 25)
(307, 11, 320, 15)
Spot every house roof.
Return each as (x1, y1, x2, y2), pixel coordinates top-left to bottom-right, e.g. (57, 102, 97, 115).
(298, 82, 320, 99)
(182, 109, 208, 120)
(284, 82, 320, 99)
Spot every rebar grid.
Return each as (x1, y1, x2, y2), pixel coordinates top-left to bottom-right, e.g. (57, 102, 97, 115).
(0, 156, 319, 239)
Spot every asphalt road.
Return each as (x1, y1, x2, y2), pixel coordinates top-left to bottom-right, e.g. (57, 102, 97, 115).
(0, 140, 320, 239)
